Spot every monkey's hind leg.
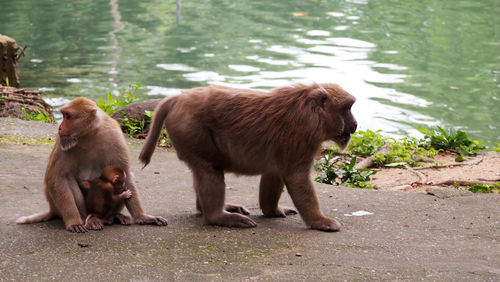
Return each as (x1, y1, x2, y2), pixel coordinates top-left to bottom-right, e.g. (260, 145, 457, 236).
(224, 203, 250, 215)
(192, 163, 256, 228)
(259, 172, 297, 217)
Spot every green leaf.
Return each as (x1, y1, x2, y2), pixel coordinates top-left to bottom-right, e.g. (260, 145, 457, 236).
(437, 126, 450, 139)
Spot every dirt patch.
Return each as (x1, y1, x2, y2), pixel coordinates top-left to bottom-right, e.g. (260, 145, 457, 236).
(369, 151, 500, 192)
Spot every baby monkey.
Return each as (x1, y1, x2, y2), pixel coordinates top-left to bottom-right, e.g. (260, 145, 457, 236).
(79, 165, 132, 230)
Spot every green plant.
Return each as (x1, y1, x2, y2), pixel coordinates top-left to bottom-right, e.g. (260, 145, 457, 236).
(97, 84, 141, 115)
(347, 130, 386, 157)
(158, 129, 172, 148)
(338, 157, 376, 188)
(21, 107, 53, 123)
(144, 110, 153, 119)
(468, 183, 500, 193)
(373, 136, 438, 167)
(121, 117, 146, 136)
(315, 154, 375, 188)
(315, 152, 341, 185)
(492, 143, 500, 152)
(322, 126, 484, 169)
(419, 126, 485, 161)
(121, 110, 152, 137)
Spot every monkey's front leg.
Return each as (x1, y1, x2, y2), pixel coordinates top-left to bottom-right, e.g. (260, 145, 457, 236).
(124, 174, 168, 226)
(284, 170, 340, 232)
(193, 165, 256, 228)
(259, 172, 297, 217)
(48, 178, 88, 233)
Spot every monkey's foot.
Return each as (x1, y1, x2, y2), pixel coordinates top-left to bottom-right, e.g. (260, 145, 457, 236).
(224, 203, 250, 215)
(206, 212, 257, 228)
(263, 206, 298, 218)
(101, 218, 114, 225)
(309, 217, 341, 232)
(84, 215, 104, 230)
(115, 213, 132, 225)
(134, 214, 168, 226)
(67, 224, 88, 233)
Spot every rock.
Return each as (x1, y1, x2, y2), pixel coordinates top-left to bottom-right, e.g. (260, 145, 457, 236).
(111, 98, 161, 121)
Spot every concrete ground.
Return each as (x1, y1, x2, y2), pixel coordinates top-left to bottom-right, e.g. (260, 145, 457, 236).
(1, 118, 499, 281)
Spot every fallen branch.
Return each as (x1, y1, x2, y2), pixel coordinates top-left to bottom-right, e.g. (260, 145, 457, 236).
(408, 168, 428, 184)
(16, 45, 27, 62)
(355, 145, 391, 169)
(413, 157, 483, 170)
(0, 86, 54, 120)
(478, 177, 500, 182)
(434, 179, 500, 186)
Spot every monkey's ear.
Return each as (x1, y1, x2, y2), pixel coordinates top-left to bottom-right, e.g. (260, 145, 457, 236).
(314, 88, 328, 108)
(112, 174, 120, 184)
(90, 108, 97, 117)
(79, 180, 91, 190)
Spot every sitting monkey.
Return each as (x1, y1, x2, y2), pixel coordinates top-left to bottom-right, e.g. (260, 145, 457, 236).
(79, 165, 132, 229)
(16, 97, 167, 233)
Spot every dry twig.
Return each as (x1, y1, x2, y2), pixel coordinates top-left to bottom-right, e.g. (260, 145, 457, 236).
(413, 157, 483, 170)
(408, 168, 428, 184)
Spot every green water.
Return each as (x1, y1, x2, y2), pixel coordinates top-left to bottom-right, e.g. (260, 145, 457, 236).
(1, 0, 499, 147)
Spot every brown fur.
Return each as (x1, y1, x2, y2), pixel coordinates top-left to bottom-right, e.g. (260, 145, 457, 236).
(79, 166, 132, 229)
(17, 97, 167, 232)
(140, 83, 357, 231)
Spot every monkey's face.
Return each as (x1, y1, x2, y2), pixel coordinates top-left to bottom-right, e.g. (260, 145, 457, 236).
(58, 99, 98, 151)
(322, 87, 357, 150)
(113, 180, 127, 193)
(59, 109, 79, 151)
(337, 100, 357, 149)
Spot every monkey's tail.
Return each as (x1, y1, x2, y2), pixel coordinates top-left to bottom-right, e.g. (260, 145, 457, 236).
(16, 211, 55, 224)
(139, 97, 173, 167)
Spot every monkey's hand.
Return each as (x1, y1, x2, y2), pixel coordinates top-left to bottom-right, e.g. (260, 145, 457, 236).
(119, 190, 132, 199)
(66, 224, 88, 233)
(134, 214, 168, 226)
